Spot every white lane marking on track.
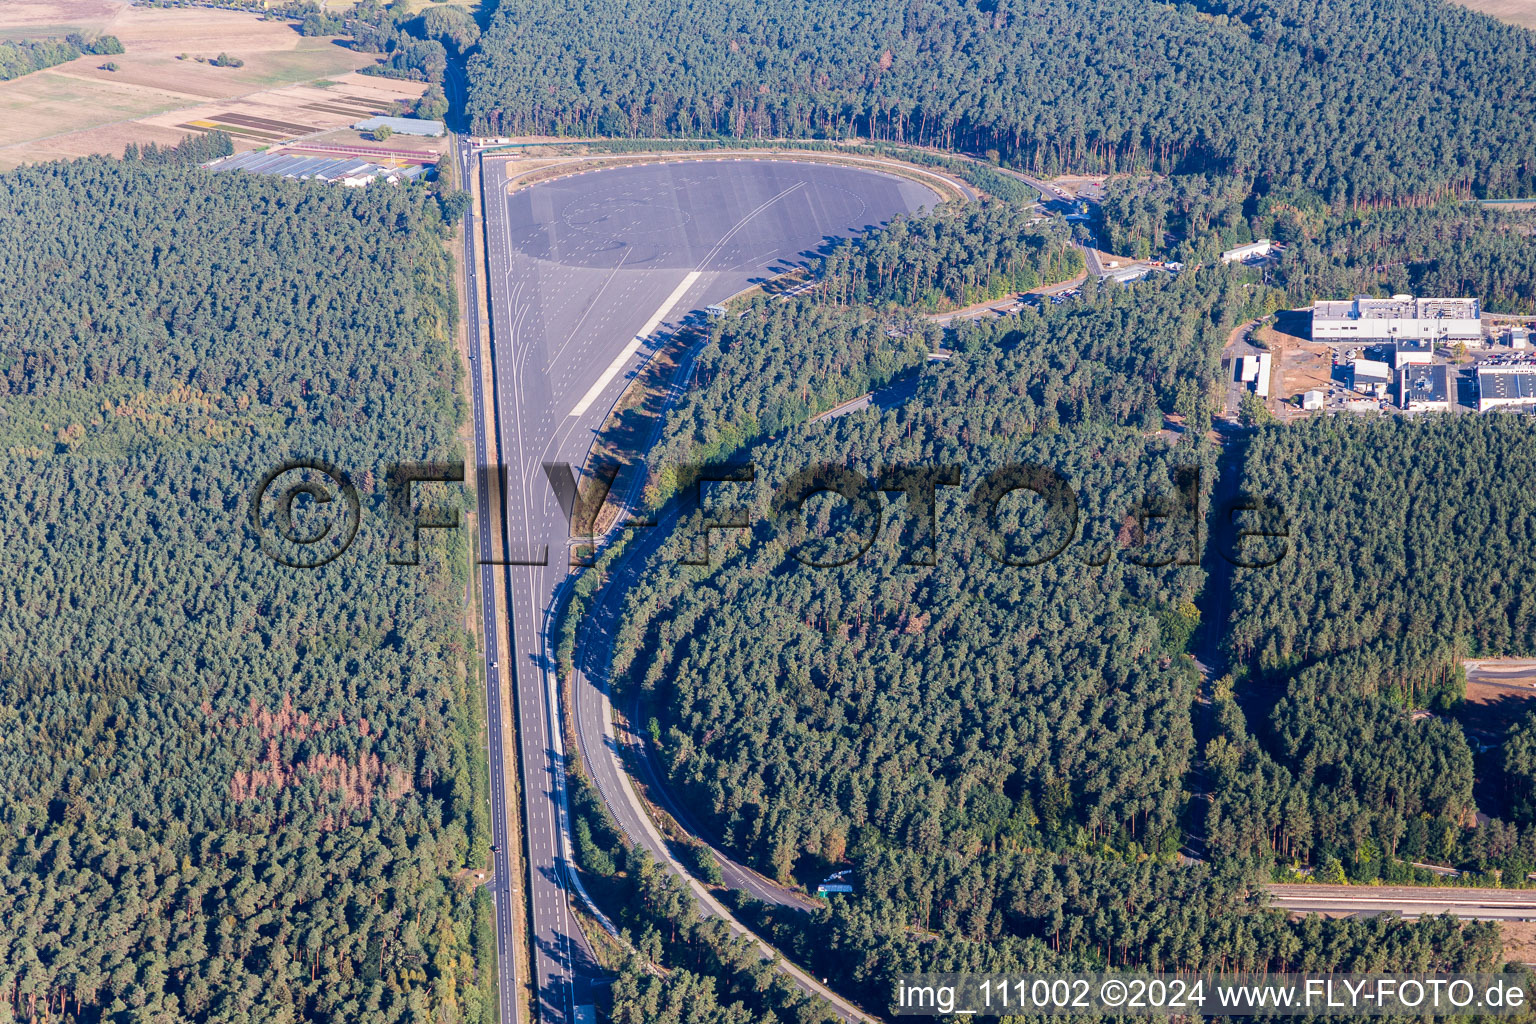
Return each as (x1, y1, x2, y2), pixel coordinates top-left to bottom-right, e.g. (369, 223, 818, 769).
(538, 179, 810, 516)
(565, 270, 701, 417)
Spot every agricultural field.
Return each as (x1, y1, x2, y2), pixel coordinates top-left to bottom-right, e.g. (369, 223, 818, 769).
(135, 71, 429, 151)
(1451, 0, 1536, 28)
(0, 4, 421, 169)
(0, 0, 123, 40)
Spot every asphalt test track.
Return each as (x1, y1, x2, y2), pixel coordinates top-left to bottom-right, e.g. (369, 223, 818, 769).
(477, 156, 935, 1022)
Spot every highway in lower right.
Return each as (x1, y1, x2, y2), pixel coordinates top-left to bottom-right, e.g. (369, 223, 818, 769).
(1267, 884, 1536, 921)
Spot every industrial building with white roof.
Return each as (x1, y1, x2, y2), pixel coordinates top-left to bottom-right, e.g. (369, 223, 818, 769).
(1477, 365, 1536, 412)
(1311, 294, 1482, 342)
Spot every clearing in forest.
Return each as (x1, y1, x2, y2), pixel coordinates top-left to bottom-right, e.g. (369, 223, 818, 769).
(1464, 659, 1536, 703)
(1457, 659, 1536, 741)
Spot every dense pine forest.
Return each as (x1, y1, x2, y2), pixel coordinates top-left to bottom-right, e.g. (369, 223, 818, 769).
(1279, 204, 1536, 314)
(626, 422, 1211, 873)
(0, 160, 492, 1023)
(467, 0, 1536, 204)
(589, 183, 1536, 1022)
(1227, 416, 1536, 669)
(816, 201, 1082, 311)
(15, 0, 1536, 1015)
(1099, 174, 1255, 264)
(570, 196, 1520, 1009)
(568, 779, 843, 1024)
(1203, 416, 1536, 882)
(646, 204, 1217, 497)
(1099, 172, 1536, 313)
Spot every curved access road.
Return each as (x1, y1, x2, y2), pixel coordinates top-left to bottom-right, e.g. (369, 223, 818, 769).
(471, 150, 936, 1022)
(570, 499, 820, 913)
(568, 513, 883, 1024)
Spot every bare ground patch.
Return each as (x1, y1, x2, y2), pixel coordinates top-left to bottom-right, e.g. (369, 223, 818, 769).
(1455, 660, 1536, 746)
(1502, 920, 1536, 965)
(1465, 660, 1536, 708)
(1253, 322, 1335, 417)
(295, 118, 448, 160)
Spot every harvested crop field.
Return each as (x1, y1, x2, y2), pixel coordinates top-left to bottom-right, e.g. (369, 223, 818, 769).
(1451, 0, 1536, 28)
(10, 121, 192, 167)
(0, 66, 189, 149)
(0, 0, 124, 39)
(0, 6, 420, 169)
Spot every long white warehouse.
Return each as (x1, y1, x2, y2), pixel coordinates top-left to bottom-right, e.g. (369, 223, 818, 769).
(1311, 294, 1482, 342)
